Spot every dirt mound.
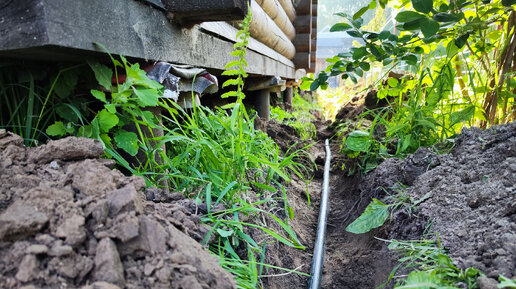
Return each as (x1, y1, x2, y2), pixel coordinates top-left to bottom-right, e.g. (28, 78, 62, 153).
(0, 130, 236, 289)
(363, 122, 516, 279)
(316, 122, 515, 288)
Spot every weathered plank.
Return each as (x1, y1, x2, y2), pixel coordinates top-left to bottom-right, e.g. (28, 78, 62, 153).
(0, 0, 295, 79)
(0, 0, 48, 50)
(199, 22, 293, 67)
(162, 0, 247, 25)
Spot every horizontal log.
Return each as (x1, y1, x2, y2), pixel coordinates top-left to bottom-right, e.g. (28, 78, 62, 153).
(249, 0, 296, 59)
(256, 0, 296, 40)
(310, 51, 316, 62)
(293, 15, 312, 33)
(308, 61, 316, 73)
(162, 0, 247, 25)
(312, 16, 317, 29)
(294, 33, 311, 52)
(312, 4, 317, 16)
(311, 38, 316, 51)
(294, 52, 310, 69)
(295, 0, 312, 15)
(277, 0, 296, 22)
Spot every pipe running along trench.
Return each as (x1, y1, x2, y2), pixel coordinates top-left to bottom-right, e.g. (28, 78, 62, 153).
(309, 139, 331, 289)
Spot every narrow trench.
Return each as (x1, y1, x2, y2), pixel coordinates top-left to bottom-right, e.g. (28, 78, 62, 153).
(264, 134, 397, 289)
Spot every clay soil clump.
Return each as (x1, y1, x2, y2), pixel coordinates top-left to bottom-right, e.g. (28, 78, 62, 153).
(0, 130, 236, 289)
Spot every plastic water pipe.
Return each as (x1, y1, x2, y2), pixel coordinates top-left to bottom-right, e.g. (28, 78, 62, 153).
(308, 139, 331, 289)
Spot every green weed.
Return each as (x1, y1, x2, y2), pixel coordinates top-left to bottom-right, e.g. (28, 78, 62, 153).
(377, 236, 481, 289)
(270, 93, 320, 141)
(346, 185, 431, 234)
(0, 64, 86, 146)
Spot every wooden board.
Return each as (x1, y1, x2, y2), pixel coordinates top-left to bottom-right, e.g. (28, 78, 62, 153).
(162, 0, 247, 25)
(0, 0, 295, 79)
(199, 22, 294, 67)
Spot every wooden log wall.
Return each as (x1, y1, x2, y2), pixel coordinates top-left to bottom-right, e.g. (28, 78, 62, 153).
(292, 0, 317, 71)
(232, 0, 317, 71)
(248, 0, 295, 59)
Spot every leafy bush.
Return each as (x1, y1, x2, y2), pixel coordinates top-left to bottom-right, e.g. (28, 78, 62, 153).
(270, 93, 320, 140)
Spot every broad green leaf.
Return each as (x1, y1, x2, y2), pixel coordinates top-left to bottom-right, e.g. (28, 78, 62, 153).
(352, 46, 368, 60)
(346, 130, 371, 152)
(487, 30, 502, 42)
(105, 103, 117, 114)
(369, 45, 383, 60)
(132, 88, 159, 107)
(446, 40, 460, 58)
(353, 7, 369, 20)
(352, 18, 364, 28)
(97, 109, 119, 132)
(402, 54, 418, 66)
(379, 30, 391, 40)
(433, 12, 462, 22)
(387, 78, 399, 87)
(383, 58, 394, 65)
(412, 0, 433, 13)
(300, 79, 312, 90)
(395, 11, 426, 23)
(420, 18, 440, 38)
(114, 130, 139, 156)
(454, 33, 470, 49)
(310, 79, 320, 91)
(126, 63, 162, 90)
(56, 103, 81, 123)
(346, 199, 389, 234)
(330, 23, 352, 32)
(347, 30, 363, 38)
(217, 228, 234, 238)
(498, 275, 516, 288)
(355, 67, 364, 77)
(46, 121, 67, 136)
(501, 0, 516, 6)
(91, 89, 107, 103)
(403, 20, 422, 31)
(395, 270, 438, 289)
(54, 71, 78, 99)
(360, 62, 371, 71)
(88, 62, 113, 90)
(450, 105, 475, 126)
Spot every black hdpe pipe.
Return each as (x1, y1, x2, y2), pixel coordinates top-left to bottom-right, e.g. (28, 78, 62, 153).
(308, 139, 331, 289)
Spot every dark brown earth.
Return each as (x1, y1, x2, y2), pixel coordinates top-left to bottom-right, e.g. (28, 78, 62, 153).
(1, 115, 514, 289)
(259, 118, 516, 289)
(0, 129, 236, 289)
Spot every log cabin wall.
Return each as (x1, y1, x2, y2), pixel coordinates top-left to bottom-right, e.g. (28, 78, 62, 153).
(0, 0, 318, 78)
(245, 0, 317, 72)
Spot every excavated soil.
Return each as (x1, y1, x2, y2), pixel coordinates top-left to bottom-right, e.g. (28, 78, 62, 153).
(319, 121, 516, 288)
(259, 119, 516, 289)
(0, 129, 236, 289)
(1, 116, 514, 289)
